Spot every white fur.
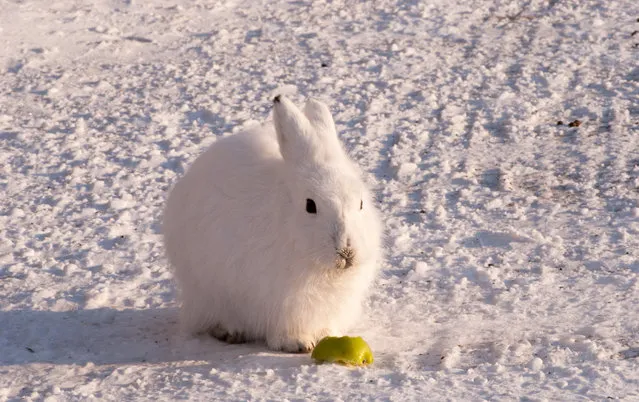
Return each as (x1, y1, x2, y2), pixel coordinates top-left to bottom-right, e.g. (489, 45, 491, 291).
(162, 95, 383, 352)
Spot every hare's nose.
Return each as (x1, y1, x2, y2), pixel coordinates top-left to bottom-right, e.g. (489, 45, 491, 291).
(337, 247, 355, 269)
(337, 247, 355, 260)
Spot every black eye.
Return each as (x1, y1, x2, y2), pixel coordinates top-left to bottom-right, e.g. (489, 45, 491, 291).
(360, 200, 363, 210)
(306, 199, 317, 214)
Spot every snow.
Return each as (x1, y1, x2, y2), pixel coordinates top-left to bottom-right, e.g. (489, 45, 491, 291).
(1, 0, 638, 400)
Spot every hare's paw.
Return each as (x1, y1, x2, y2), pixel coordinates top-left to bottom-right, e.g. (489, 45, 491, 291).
(208, 324, 247, 344)
(267, 334, 316, 353)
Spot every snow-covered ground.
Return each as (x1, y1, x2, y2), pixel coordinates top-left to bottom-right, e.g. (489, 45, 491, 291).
(1, 0, 638, 400)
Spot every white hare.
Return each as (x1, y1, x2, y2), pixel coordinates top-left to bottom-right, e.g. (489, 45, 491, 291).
(162, 95, 383, 352)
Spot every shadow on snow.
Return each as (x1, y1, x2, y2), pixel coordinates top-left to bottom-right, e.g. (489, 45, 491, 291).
(0, 307, 311, 369)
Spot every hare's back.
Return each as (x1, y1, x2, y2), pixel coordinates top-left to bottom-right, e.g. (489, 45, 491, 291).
(165, 122, 281, 217)
(163, 122, 284, 271)
(205, 123, 280, 169)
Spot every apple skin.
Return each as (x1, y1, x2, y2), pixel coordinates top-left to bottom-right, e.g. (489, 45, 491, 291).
(311, 336, 374, 366)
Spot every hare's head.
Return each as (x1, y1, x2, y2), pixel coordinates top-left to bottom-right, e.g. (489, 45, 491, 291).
(273, 95, 381, 271)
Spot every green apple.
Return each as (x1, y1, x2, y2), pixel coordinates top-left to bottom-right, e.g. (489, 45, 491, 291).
(311, 336, 374, 366)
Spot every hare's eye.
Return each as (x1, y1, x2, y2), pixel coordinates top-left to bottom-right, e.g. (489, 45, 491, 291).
(360, 200, 363, 210)
(306, 199, 317, 214)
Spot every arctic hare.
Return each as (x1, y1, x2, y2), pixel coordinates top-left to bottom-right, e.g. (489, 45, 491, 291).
(163, 95, 382, 352)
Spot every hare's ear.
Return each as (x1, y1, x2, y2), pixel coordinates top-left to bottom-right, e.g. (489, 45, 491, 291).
(303, 98, 343, 154)
(273, 95, 318, 164)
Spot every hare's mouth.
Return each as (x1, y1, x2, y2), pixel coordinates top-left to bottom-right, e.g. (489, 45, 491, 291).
(335, 248, 356, 269)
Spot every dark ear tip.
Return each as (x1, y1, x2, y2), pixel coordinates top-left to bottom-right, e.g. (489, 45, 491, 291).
(273, 95, 282, 104)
